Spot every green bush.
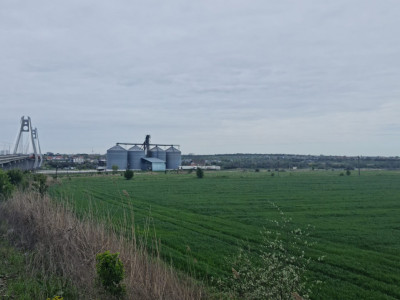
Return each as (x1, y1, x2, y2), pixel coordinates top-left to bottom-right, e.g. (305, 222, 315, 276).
(7, 169, 24, 186)
(346, 170, 351, 176)
(96, 251, 125, 297)
(0, 169, 14, 199)
(124, 170, 134, 180)
(196, 168, 204, 179)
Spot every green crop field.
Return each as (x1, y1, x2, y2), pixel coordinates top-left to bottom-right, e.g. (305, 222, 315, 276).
(50, 170, 400, 299)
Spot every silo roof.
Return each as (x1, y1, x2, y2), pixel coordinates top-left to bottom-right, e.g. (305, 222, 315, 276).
(166, 146, 180, 152)
(128, 145, 143, 151)
(107, 145, 127, 151)
(150, 146, 165, 151)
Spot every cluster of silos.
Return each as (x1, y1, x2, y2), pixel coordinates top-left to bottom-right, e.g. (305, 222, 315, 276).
(106, 144, 181, 170)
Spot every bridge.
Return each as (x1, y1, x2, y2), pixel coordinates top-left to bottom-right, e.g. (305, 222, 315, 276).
(0, 116, 43, 171)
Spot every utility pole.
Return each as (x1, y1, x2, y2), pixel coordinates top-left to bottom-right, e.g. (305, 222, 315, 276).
(358, 156, 361, 176)
(277, 156, 280, 176)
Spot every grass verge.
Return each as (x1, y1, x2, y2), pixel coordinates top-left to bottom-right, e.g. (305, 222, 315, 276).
(0, 191, 205, 299)
(0, 222, 79, 299)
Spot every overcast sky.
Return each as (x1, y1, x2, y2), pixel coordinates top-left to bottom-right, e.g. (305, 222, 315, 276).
(1, 1, 399, 156)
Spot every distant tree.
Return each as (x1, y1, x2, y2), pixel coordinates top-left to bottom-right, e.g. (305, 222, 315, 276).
(124, 169, 134, 180)
(346, 170, 351, 176)
(196, 168, 204, 179)
(112, 165, 118, 174)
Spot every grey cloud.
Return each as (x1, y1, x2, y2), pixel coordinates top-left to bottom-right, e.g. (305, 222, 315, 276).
(0, 1, 399, 155)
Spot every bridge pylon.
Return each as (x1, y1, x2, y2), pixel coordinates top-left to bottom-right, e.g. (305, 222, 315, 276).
(13, 116, 42, 169)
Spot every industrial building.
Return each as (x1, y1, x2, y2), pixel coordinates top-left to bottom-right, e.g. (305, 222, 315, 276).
(106, 135, 181, 171)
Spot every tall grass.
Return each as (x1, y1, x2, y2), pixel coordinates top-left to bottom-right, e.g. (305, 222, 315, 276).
(0, 191, 205, 299)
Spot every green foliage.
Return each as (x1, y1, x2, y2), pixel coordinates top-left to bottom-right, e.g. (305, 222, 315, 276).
(196, 168, 204, 179)
(346, 170, 351, 176)
(32, 174, 48, 196)
(124, 169, 134, 180)
(112, 165, 118, 174)
(7, 169, 24, 186)
(96, 251, 125, 297)
(0, 170, 14, 200)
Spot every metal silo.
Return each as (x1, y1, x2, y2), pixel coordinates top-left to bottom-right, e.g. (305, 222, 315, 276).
(166, 146, 181, 169)
(149, 146, 166, 162)
(128, 145, 145, 170)
(106, 145, 128, 170)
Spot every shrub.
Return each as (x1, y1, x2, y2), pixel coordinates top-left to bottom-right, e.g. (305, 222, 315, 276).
(196, 168, 204, 179)
(346, 170, 351, 176)
(255, 169, 260, 172)
(96, 251, 125, 297)
(124, 169, 134, 180)
(0, 169, 14, 199)
(7, 169, 24, 186)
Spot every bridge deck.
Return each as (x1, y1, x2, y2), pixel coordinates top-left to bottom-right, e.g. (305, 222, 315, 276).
(0, 155, 30, 165)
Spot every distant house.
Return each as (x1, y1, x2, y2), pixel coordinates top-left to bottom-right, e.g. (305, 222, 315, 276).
(73, 156, 85, 164)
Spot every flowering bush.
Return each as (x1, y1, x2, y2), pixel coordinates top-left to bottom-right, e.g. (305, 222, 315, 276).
(220, 203, 322, 300)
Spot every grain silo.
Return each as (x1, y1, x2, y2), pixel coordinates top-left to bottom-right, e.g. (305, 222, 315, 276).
(106, 145, 128, 170)
(128, 145, 145, 170)
(166, 146, 181, 169)
(149, 146, 166, 162)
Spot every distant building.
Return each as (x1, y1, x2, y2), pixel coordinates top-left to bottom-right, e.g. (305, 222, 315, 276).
(73, 156, 85, 164)
(141, 157, 166, 172)
(180, 165, 221, 170)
